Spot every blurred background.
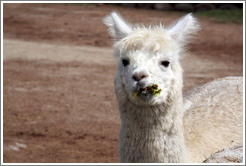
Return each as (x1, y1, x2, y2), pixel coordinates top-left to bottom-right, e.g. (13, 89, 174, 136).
(3, 3, 243, 163)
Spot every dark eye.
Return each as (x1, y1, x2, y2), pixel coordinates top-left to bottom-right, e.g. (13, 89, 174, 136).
(161, 60, 170, 67)
(122, 59, 130, 67)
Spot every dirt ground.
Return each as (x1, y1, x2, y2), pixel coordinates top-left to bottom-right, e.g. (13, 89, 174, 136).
(3, 4, 243, 163)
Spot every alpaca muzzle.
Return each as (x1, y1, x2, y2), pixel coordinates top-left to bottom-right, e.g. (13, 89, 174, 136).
(132, 84, 162, 99)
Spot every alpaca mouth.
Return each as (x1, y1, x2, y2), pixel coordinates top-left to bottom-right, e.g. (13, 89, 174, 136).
(132, 84, 162, 99)
(136, 88, 151, 96)
(139, 88, 151, 95)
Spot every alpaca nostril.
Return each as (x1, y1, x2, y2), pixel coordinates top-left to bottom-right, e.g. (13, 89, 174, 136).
(132, 72, 148, 82)
(141, 74, 147, 79)
(132, 75, 138, 81)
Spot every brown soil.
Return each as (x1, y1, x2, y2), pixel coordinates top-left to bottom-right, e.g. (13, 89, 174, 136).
(3, 3, 243, 163)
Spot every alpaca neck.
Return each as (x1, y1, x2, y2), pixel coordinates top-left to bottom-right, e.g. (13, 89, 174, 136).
(118, 92, 187, 163)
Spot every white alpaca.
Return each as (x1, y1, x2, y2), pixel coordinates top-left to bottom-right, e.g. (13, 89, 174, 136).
(103, 12, 243, 163)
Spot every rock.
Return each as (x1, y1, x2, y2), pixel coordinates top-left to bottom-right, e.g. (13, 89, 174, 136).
(195, 3, 216, 12)
(218, 4, 239, 10)
(204, 145, 243, 163)
(120, 3, 136, 8)
(154, 3, 173, 11)
(234, 3, 243, 8)
(136, 3, 154, 9)
(174, 3, 195, 12)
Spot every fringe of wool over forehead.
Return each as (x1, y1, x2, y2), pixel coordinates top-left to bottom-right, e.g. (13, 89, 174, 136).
(114, 26, 180, 55)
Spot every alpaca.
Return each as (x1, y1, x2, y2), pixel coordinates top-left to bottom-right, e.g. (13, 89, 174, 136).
(103, 12, 243, 163)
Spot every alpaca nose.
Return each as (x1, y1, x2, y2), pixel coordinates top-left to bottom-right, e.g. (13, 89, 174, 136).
(132, 71, 148, 82)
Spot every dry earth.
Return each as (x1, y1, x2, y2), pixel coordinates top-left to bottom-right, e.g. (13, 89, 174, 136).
(3, 3, 243, 163)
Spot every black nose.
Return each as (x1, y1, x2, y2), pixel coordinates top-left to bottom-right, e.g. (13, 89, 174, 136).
(132, 71, 148, 82)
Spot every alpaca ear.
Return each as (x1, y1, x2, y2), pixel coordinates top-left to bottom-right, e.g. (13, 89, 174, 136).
(168, 13, 200, 44)
(103, 11, 132, 41)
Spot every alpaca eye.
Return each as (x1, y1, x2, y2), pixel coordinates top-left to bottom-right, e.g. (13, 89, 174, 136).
(122, 59, 130, 67)
(161, 61, 170, 67)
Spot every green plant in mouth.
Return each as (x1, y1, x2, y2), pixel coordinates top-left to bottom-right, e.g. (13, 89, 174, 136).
(132, 84, 162, 99)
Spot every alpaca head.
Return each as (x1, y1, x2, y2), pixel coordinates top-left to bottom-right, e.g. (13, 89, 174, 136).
(104, 12, 199, 106)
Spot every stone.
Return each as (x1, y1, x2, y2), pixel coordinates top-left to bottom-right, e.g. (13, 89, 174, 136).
(174, 3, 195, 12)
(136, 3, 154, 9)
(154, 3, 173, 11)
(218, 4, 239, 10)
(195, 3, 216, 12)
(120, 3, 136, 8)
(204, 145, 243, 163)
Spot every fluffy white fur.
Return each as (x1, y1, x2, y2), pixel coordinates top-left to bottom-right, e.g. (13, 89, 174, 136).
(103, 12, 243, 163)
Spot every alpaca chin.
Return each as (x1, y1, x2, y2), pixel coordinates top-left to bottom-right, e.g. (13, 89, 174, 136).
(128, 92, 167, 106)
